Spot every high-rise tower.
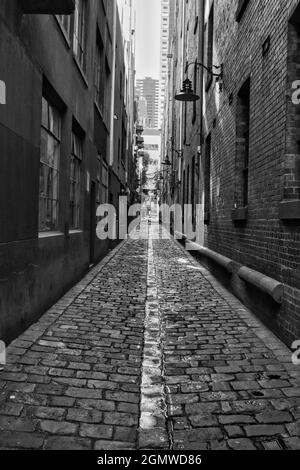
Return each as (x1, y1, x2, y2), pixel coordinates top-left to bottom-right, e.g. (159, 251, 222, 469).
(136, 77, 160, 129)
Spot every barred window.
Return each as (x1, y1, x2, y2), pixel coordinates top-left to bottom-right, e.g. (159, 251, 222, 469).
(73, 0, 87, 70)
(39, 97, 61, 232)
(70, 132, 83, 229)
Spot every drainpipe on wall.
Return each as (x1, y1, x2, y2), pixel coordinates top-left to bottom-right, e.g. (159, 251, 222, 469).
(109, 0, 117, 167)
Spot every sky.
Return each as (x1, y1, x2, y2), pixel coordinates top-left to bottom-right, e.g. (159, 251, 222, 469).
(135, 0, 161, 80)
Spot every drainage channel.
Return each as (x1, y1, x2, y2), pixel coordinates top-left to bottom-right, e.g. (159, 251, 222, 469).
(138, 220, 171, 450)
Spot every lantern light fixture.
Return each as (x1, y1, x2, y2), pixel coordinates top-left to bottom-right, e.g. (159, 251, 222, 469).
(175, 62, 223, 103)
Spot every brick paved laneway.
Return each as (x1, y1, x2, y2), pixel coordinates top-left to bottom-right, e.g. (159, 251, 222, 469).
(0, 219, 300, 450)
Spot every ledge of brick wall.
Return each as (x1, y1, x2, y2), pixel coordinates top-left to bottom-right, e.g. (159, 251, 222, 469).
(232, 207, 248, 221)
(279, 200, 300, 220)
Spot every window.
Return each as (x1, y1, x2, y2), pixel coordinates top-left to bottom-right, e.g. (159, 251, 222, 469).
(57, 14, 71, 39)
(204, 134, 211, 222)
(39, 97, 61, 232)
(192, 59, 198, 124)
(206, 3, 214, 90)
(95, 33, 105, 112)
(235, 79, 250, 209)
(70, 131, 83, 229)
(96, 156, 101, 206)
(102, 161, 109, 204)
(104, 60, 111, 123)
(73, 0, 87, 70)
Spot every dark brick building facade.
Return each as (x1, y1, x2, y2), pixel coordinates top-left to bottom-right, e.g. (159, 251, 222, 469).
(162, 0, 300, 346)
(0, 0, 136, 344)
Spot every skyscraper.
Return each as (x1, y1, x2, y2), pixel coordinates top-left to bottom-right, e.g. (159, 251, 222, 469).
(136, 77, 160, 129)
(160, 0, 176, 128)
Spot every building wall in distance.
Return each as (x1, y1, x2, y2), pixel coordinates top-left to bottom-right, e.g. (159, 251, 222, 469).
(136, 77, 160, 129)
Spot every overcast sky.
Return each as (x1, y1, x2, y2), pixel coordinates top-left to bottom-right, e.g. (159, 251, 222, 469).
(135, 0, 161, 80)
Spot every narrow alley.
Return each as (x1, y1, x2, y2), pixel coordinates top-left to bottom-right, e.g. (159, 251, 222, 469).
(0, 219, 299, 451)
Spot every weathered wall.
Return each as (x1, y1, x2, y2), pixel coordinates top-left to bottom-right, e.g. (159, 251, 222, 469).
(0, 0, 130, 345)
(165, 0, 300, 346)
(202, 0, 300, 345)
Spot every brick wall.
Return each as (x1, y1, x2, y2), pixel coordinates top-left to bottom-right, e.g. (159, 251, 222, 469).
(202, 0, 300, 345)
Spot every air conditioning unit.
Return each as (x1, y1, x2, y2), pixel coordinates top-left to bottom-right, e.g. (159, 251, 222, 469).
(20, 0, 75, 14)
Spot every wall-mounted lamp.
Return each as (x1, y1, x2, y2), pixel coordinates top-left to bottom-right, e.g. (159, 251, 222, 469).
(175, 61, 223, 103)
(175, 78, 200, 102)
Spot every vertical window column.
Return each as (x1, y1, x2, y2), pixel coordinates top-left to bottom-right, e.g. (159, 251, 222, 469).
(73, 0, 87, 71)
(70, 131, 83, 230)
(233, 79, 250, 220)
(39, 97, 61, 232)
(204, 134, 211, 224)
(206, 3, 214, 90)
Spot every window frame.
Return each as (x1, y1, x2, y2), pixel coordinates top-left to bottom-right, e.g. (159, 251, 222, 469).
(56, 14, 72, 42)
(205, 3, 214, 91)
(69, 131, 83, 230)
(39, 97, 62, 233)
(73, 0, 87, 71)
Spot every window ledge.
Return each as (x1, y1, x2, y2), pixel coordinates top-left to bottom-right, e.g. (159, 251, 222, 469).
(232, 207, 248, 222)
(69, 229, 84, 235)
(39, 231, 64, 239)
(54, 16, 71, 49)
(279, 200, 300, 220)
(73, 56, 89, 88)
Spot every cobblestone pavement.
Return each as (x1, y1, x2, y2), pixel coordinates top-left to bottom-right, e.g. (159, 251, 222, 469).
(0, 220, 299, 450)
